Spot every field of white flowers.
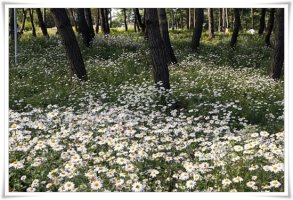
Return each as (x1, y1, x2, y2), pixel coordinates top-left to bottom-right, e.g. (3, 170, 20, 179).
(9, 31, 284, 192)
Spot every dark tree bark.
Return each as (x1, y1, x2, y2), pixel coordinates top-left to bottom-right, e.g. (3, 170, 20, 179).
(265, 8, 275, 47)
(28, 9, 36, 37)
(105, 8, 110, 33)
(186, 9, 190, 29)
(145, 8, 170, 90)
(271, 8, 284, 80)
(95, 8, 100, 34)
(218, 8, 223, 32)
(50, 8, 87, 81)
(84, 8, 95, 38)
(43, 9, 46, 24)
(123, 8, 128, 31)
(258, 8, 266, 35)
(9, 8, 15, 39)
(20, 9, 27, 34)
(208, 8, 215, 39)
(230, 8, 241, 48)
(134, 8, 145, 32)
(76, 8, 93, 47)
(251, 8, 254, 29)
(191, 8, 204, 52)
(158, 8, 177, 64)
(100, 8, 108, 35)
(36, 8, 49, 38)
(109, 8, 112, 28)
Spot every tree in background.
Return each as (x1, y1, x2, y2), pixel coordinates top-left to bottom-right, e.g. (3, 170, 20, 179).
(134, 8, 145, 33)
(76, 8, 93, 47)
(123, 9, 128, 31)
(20, 9, 27, 34)
(271, 8, 284, 80)
(208, 8, 215, 39)
(258, 8, 266, 35)
(191, 8, 204, 52)
(230, 8, 241, 48)
(95, 9, 100, 34)
(265, 8, 275, 47)
(36, 8, 49, 38)
(28, 9, 36, 37)
(84, 8, 95, 38)
(145, 8, 170, 89)
(100, 8, 110, 35)
(50, 8, 87, 81)
(158, 8, 177, 64)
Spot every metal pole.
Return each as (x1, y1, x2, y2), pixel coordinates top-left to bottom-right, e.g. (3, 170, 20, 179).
(14, 8, 17, 64)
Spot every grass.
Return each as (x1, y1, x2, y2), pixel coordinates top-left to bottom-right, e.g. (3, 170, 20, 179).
(9, 28, 284, 192)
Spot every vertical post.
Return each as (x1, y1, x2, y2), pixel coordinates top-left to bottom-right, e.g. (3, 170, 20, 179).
(14, 8, 17, 64)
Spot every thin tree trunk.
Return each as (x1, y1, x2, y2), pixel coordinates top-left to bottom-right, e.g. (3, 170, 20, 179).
(251, 8, 254, 29)
(95, 9, 100, 34)
(109, 8, 112, 28)
(20, 9, 27, 34)
(230, 8, 241, 48)
(258, 8, 266, 35)
(36, 8, 49, 38)
(69, 9, 79, 33)
(134, 8, 145, 32)
(28, 9, 36, 37)
(158, 8, 177, 64)
(191, 8, 204, 52)
(271, 8, 284, 80)
(193, 8, 196, 28)
(9, 8, 15, 39)
(104, 8, 110, 33)
(208, 8, 215, 39)
(265, 8, 275, 47)
(43, 8, 46, 24)
(76, 8, 93, 47)
(84, 8, 95, 38)
(100, 8, 106, 34)
(188, 8, 192, 29)
(50, 8, 87, 81)
(222, 8, 227, 30)
(226, 8, 229, 28)
(145, 8, 170, 90)
(123, 8, 128, 31)
(218, 8, 223, 32)
(186, 8, 190, 29)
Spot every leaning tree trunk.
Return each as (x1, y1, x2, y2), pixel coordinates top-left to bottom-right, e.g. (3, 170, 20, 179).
(123, 8, 128, 31)
(76, 8, 93, 47)
(230, 8, 241, 48)
(95, 8, 100, 34)
(258, 8, 266, 35)
(191, 8, 204, 52)
(28, 9, 36, 37)
(20, 9, 27, 34)
(134, 8, 145, 33)
(271, 8, 284, 80)
(145, 8, 170, 90)
(158, 8, 177, 64)
(9, 8, 15, 39)
(84, 8, 95, 38)
(50, 8, 87, 81)
(36, 8, 49, 38)
(265, 8, 275, 47)
(208, 8, 215, 39)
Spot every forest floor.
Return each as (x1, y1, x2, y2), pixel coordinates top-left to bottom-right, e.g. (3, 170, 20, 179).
(9, 29, 284, 192)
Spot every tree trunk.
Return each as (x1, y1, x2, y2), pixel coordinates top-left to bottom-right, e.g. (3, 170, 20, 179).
(145, 8, 170, 90)
(230, 8, 241, 48)
(9, 8, 15, 39)
(258, 8, 266, 35)
(50, 8, 87, 81)
(271, 8, 284, 80)
(251, 8, 254, 29)
(208, 8, 215, 39)
(218, 8, 223, 32)
(76, 8, 93, 47)
(186, 9, 190, 29)
(265, 8, 275, 47)
(105, 8, 110, 33)
(134, 8, 145, 32)
(95, 8, 100, 34)
(84, 8, 95, 38)
(222, 8, 227, 30)
(191, 8, 204, 52)
(43, 8, 46, 24)
(20, 9, 27, 34)
(123, 8, 128, 31)
(28, 9, 36, 37)
(36, 8, 49, 38)
(226, 8, 229, 28)
(158, 8, 177, 64)
(69, 9, 79, 33)
(109, 9, 112, 28)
